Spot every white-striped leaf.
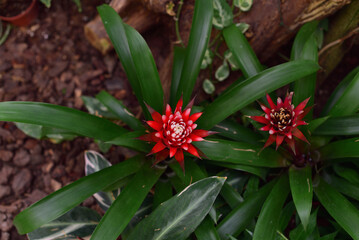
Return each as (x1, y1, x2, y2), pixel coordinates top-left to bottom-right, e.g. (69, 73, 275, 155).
(84, 150, 120, 211)
(27, 207, 100, 240)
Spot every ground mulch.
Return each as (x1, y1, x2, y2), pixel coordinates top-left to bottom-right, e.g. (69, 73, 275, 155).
(0, 1, 140, 239)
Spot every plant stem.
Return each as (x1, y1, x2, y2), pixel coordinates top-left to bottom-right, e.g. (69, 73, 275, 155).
(209, 31, 222, 48)
(0, 23, 11, 46)
(174, 0, 185, 47)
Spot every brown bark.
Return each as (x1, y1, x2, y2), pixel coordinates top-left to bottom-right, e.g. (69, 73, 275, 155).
(84, 0, 162, 55)
(85, 0, 350, 59)
(235, 0, 351, 61)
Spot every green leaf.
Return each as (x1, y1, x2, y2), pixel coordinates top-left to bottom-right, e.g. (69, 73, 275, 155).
(15, 122, 77, 143)
(27, 207, 100, 240)
(153, 180, 173, 209)
(170, 47, 186, 107)
(215, 60, 230, 81)
(291, 21, 319, 61)
(307, 116, 329, 134)
(91, 163, 165, 240)
(333, 164, 359, 185)
(169, 159, 207, 189)
(321, 66, 359, 117)
(217, 180, 276, 238)
(194, 138, 288, 168)
(13, 156, 144, 234)
(197, 60, 319, 129)
(291, 26, 318, 118)
(314, 176, 359, 240)
(291, 22, 318, 115)
(234, 0, 253, 11)
(0, 102, 127, 142)
(314, 114, 359, 135)
(278, 201, 295, 232)
(212, 0, 233, 29)
(195, 216, 221, 240)
(220, 182, 243, 209)
(289, 209, 318, 240)
(320, 232, 338, 240)
(84, 151, 120, 211)
(121, 195, 153, 239)
(201, 49, 214, 69)
(212, 119, 262, 145)
(96, 140, 112, 153)
(203, 79, 216, 94)
(243, 175, 260, 198)
(40, 0, 51, 8)
(96, 90, 144, 131)
(127, 177, 226, 240)
(289, 165, 313, 230)
(98, 4, 163, 117)
(82, 96, 117, 119)
(318, 137, 359, 161)
(235, 23, 250, 34)
(322, 171, 359, 201)
(224, 49, 241, 71)
(326, 71, 359, 117)
(175, 0, 213, 105)
(223, 24, 262, 79)
(253, 174, 290, 240)
(209, 161, 268, 179)
(106, 131, 151, 152)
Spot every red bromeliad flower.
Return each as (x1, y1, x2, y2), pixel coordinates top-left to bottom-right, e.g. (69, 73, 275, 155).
(250, 92, 311, 154)
(140, 98, 214, 170)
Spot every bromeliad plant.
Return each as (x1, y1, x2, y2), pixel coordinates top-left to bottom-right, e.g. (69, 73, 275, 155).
(1, 1, 357, 240)
(191, 20, 359, 239)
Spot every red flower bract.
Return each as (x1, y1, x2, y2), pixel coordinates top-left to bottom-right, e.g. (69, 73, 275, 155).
(250, 92, 310, 154)
(140, 98, 213, 170)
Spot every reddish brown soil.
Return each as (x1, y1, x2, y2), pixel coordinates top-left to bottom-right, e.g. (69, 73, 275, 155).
(0, 0, 32, 18)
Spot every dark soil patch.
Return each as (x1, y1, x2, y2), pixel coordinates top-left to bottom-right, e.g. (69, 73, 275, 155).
(0, 1, 140, 239)
(0, 0, 32, 18)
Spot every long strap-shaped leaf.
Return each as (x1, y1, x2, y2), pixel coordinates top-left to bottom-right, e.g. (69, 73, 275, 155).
(175, 0, 213, 105)
(96, 91, 144, 131)
(212, 119, 262, 145)
(197, 60, 319, 129)
(322, 171, 359, 201)
(318, 137, 359, 161)
(170, 46, 186, 107)
(170, 159, 221, 240)
(195, 216, 221, 240)
(98, 4, 163, 117)
(0, 102, 127, 141)
(194, 138, 288, 168)
(13, 156, 144, 234)
(326, 70, 359, 117)
(314, 114, 359, 135)
(314, 176, 359, 240)
(289, 165, 313, 230)
(291, 21, 318, 115)
(91, 163, 165, 240)
(209, 161, 268, 179)
(290, 21, 318, 61)
(217, 180, 276, 238)
(321, 66, 359, 117)
(106, 131, 151, 152)
(253, 174, 290, 240)
(127, 177, 225, 240)
(223, 24, 262, 79)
